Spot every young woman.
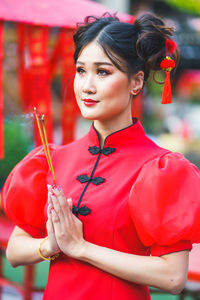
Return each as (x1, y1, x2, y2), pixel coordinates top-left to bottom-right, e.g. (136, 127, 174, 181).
(2, 13, 200, 300)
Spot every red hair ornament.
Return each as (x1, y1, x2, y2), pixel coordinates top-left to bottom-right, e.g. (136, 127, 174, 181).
(160, 39, 177, 104)
(165, 39, 177, 55)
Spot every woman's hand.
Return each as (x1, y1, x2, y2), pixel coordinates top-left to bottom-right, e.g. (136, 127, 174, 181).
(45, 186, 61, 256)
(48, 185, 85, 258)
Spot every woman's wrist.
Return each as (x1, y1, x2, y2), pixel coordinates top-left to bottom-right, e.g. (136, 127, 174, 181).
(77, 240, 93, 262)
(39, 237, 58, 259)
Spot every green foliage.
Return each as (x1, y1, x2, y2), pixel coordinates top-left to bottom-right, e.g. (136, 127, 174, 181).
(143, 73, 166, 135)
(165, 0, 200, 16)
(3, 254, 49, 287)
(147, 72, 163, 98)
(0, 115, 34, 188)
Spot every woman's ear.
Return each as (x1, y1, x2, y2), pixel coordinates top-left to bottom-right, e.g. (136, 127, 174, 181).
(130, 71, 144, 96)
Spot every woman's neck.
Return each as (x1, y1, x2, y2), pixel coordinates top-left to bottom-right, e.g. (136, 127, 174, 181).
(94, 115, 133, 148)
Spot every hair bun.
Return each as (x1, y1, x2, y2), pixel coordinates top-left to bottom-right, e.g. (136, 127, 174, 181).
(134, 13, 178, 71)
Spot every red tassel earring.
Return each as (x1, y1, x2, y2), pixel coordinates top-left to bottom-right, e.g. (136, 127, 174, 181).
(160, 39, 177, 104)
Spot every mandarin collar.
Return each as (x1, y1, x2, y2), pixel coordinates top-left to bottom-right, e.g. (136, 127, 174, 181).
(87, 118, 145, 148)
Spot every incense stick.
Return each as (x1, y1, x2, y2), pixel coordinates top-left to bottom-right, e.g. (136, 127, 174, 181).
(34, 108, 49, 163)
(34, 108, 57, 186)
(41, 114, 57, 186)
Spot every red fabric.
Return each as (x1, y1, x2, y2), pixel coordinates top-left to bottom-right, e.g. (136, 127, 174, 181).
(161, 71, 172, 104)
(27, 25, 53, 145)
(48, 28, 78, 144)
(1, 145, 57, 238)
(48, 34, 62, 79)
(151, 241, 192, 257)
(0, 0, 134, 28)
(0, 21, 3, 159)
(17, 24, 29, 112)
(129, 152, 200, 249)
(61, 76, 77, 144)
(60, 28, 78, 144)
(2, 120, 200, 299)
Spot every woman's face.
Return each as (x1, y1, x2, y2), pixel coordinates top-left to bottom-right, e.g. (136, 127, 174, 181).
(74, 41, 135, 123)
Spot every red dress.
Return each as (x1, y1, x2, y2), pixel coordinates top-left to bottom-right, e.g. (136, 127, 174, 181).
(2, 119, 200, 300)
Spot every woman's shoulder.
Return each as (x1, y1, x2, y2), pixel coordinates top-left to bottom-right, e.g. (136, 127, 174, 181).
(1, 144, 60, 238)
(130, 150, 200, 206)
(128, 150, 200, 254)
(53, 132, 90, 156)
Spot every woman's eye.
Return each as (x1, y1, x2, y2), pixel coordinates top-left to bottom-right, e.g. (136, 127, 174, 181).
(97, 69, 109, 76)
(76, 67, 85, 74)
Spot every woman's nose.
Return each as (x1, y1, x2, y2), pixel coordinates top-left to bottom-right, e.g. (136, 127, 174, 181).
(82, 75, 96, 94)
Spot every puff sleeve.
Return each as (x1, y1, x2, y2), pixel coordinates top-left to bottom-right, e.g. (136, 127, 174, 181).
(1, 144, 57, 238)
(128, 152, 200, 256)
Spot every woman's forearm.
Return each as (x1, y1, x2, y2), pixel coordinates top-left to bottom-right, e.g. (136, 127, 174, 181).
(6, 226, 52, 267)
(78, 241, 189, 294)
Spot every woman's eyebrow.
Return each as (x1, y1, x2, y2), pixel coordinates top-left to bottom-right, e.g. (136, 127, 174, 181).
(76, 61, 113, 66)
(95, 62, 113, 66)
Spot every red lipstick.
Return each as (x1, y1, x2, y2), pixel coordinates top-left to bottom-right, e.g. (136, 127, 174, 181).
(83, 99, 99, 107)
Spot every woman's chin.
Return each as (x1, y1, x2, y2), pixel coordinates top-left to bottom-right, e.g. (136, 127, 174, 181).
(80, 111, 100, 121)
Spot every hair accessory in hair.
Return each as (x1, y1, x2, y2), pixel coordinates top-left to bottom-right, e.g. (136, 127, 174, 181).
(160, 38, 177, 104)
(165, 39, 177, 55)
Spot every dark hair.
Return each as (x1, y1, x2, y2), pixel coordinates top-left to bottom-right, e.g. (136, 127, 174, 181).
(73, 12, 179, 82)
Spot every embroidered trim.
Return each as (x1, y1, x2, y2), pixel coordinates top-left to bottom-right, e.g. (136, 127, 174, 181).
(88, 146, 116, 156)
(77, 174, 105, 185)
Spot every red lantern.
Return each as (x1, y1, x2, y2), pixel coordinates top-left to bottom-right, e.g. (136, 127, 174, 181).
(0, 22, 4, 159)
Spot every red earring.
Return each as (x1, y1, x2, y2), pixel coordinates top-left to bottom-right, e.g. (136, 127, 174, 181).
(131, 88, 142, 95)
